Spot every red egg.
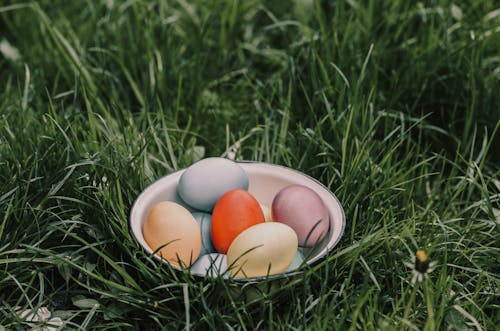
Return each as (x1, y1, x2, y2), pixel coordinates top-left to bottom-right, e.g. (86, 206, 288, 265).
(211, 189, 265, 254)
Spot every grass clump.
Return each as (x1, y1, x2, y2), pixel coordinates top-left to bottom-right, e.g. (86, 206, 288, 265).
(1, 0, 499, 329)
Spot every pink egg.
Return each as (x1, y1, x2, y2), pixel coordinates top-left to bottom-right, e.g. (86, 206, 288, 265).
(271, 185, 330, 247)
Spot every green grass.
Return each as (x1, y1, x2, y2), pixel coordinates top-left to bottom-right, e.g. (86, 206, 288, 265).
(1, 0, 499, 329)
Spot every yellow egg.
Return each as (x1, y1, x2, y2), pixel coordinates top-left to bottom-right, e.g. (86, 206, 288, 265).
(227, 222, 298, 278)
(143, 201, 202, 267)
(259, 203, 273, 221)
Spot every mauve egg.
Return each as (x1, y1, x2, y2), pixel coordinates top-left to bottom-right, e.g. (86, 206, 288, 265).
(192, 212, 216, 255)
(272, 185, 330, 247)
(177, 157, 249, 211)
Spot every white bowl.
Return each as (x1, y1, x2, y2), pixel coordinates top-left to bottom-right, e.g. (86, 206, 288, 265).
(129, 161, 346, 279)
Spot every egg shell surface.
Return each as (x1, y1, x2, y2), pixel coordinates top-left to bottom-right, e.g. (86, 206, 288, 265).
(285, 249, 305, 272)
(212, 189, 265, 254)
(227, 222, 298, 278)
(272, 185, 330, 247)
(190, 253, 228, 278)
(259, 203, 273, 221)
(177, 157, 249, 211)
(192, 212, 216, 255)
(143, 201, 202, 267)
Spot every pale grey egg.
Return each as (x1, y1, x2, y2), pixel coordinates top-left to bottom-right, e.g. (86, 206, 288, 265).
(178, 158, 249, 211)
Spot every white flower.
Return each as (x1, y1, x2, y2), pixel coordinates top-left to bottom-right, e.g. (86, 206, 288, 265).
(404, 250, 437, 284)
(15, 307, 64, 331)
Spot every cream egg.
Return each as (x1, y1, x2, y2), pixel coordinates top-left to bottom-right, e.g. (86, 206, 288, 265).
(227, 222, 298, 278)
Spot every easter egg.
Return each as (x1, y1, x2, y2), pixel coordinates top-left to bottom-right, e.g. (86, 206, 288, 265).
(192, 212, 216, 255)
(285, 249, 305, 272)
(227, 222, 298, 278)
(143, 201, 201, 267)
(177, 157, 249, 211)
(272, 185, 330, 247)
(211, 189, 265, 254)
(190, 253, 228, 278)
(259, 203, 273, 221)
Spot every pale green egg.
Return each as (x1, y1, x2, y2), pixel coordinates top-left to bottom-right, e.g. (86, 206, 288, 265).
(285, 249, 305, 272)
(190, 253, 228, 278)
(192, 212, 216, 255)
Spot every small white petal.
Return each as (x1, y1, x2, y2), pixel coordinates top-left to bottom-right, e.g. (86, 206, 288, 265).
(16, 308, 36, 322)
(46, 317, 63, 331)
(104, 0, 114, 9)
(493, 180, 500, 191)
(0, 39, 21, 62)
(403, 262, 414, 268)
(493, 208, 500, 222)
(37, 307, 51, 321)
(411, 273, 417, 284)
(451, 4, 463, 21)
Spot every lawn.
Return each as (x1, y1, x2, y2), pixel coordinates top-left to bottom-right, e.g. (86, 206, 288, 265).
(0, 0, 499, 330)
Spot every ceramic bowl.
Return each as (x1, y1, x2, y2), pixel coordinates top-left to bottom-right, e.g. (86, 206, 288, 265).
(129, 161, 346, 281)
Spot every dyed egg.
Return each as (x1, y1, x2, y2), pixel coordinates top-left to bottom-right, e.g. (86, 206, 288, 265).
(272, 185, 330, 247)
(285, 249, 305, 272)
(259, 203, 273, 221)
(143, 201, 201, 267)
(190, 253, 228, 278)
(177, 157, 249, 211)
(227, 222, 298, 278)
(211, 189, 265, 254)
(192, 212, 216, 255)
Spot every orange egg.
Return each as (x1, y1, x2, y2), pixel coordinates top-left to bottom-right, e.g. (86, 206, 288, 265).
(211, 189, 265, 254)
(143, 201, 202, 267)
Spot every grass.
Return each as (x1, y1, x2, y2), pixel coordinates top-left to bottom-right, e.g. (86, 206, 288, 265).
(0, 0, 499, 329)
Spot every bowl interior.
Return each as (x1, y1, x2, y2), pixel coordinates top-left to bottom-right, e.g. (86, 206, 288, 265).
(129, 162, 346, 277)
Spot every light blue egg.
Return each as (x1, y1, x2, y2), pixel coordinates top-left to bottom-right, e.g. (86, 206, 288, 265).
(192, 212, 216, 255)
(190, 253, 228, 278)
(177, 157, 249, 211)
(285, 249, 305, 272)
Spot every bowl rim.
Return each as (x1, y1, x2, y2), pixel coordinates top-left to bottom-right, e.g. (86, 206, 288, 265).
(129, 160, 346, 282)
